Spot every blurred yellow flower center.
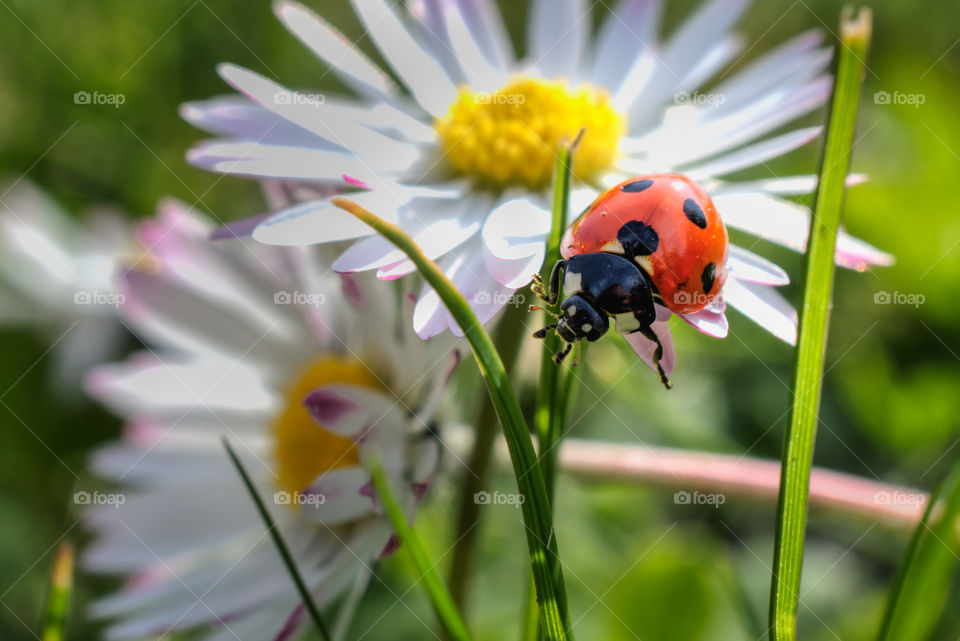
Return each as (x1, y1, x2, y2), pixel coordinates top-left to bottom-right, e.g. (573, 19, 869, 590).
(271, 357, 381, 496)
(435, 78, 625, 189)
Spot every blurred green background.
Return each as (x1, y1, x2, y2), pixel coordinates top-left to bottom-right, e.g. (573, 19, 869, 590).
(1, 0, 958, 639)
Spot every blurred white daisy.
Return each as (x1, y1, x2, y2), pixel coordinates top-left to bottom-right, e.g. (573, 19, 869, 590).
(81, 201, 458, 641)
(182, 0, 891, 356)
(0, 180, 130, 388)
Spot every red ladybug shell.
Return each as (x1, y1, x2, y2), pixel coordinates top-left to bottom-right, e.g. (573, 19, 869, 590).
(561, 174, 728, 315)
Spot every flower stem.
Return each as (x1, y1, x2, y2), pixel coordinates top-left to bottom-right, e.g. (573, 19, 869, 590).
(222, 437, 331, 641)
(331, 198, 573, 641)
(449, 305, 527, 611)
(367, 455, 473, 641)
(878, 461, 960, 640)
(768, 8, 872, 640)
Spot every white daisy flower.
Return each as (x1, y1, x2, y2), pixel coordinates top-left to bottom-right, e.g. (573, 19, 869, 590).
(0, 180, 130, 388)
(182, 0, 891, 365)
(81, 201, 459, 641)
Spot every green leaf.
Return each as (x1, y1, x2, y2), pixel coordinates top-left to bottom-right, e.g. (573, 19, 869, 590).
(367, 456, 473, 641)
(878, 463, 960, 641)
(331, 198, 573, 641)
(769, 8, 873, 641)
(222, 437, 331, 641)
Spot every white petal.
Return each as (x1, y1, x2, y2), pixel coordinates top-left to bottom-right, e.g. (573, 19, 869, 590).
(727, 244, 790, 285)
(180, 96, 333, 147)
(680, 306, 728, 338)
(440, 0, 507, 91)
(591, 0, 662, 92)
(714, 192, 894, 268)
(684, 127, 822, 180)
(528, 0, 588, 79)
(253, 191, 404, 246)
(627, 0, 749, 125)
(275, 1, 400, 103)
(349, 0, 458, 116)
(712, 174, 868, 196)
(85, 354, 275, 419)
(723, 277, 797, 345)
(187, 140, 388, 182)
(377, 215, 482, 280)
(217, 64, 419, 164)
(454, 0, 513, 71)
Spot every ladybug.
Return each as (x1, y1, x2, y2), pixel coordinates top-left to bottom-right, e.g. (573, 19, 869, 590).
(531, 174, 728, 387)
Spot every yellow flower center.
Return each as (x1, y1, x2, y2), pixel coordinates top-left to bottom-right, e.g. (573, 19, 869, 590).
(271, 357, 382, 496)
(435, 78, 625, 189)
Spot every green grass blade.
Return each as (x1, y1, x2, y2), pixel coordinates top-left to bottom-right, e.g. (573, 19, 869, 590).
(367, 456, 473, 641)
(222, 437, 331, 641)
(534, 133, 579, 499)
(878, 463, 960, 640)
(331, 198, 573, 641)
(40, 542, 74, 641)
(769, 8, 872, 640)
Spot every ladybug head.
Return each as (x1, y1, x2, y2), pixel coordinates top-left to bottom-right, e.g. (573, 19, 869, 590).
(556, 295, 609, 343)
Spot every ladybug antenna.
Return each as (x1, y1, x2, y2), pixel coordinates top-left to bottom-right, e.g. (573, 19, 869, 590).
(532, 323, 557, 339)
(529, 305, 559, 319)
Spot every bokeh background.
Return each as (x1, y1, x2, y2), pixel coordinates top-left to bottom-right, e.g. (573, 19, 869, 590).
(1, 0, 958, 639)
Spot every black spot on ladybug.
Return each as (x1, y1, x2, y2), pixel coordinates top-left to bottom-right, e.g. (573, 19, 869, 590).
(683, 198, 708, 229)
(617, 220, 659, 256)
(701, 262, 716, 294)
(621, 179, 654, 193)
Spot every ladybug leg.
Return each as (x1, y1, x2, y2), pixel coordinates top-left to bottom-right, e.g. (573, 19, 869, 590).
(531, 259, 567, 305)
(637, 324, 672, 390)
(532, 323, 557, 339)
(552, 341, 574, 364)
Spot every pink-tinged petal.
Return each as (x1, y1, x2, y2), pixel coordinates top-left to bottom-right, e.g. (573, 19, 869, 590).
(303, 384, 397, 438)
(723, 277, 797, 345)
(681, 305, 729, 338)
(180, 97, 329, 147)
(624, 318, 676, 380)
(298, 466, 376, 525)
(726, 244, 790, 286)
(836, 233, 896, 271)
(379, 534, 401, 558)
(714, 192, 894, 269)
